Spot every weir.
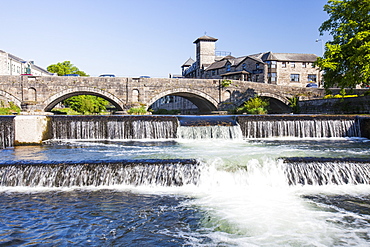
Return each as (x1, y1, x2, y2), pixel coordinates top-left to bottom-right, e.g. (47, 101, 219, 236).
(0, 114, 369, 188)
(1, 114, 369, 146)
(237, 115, 362, 138)
(283, 157, 370, 185)
(0, 116, 14, 148)
(1, 114, 370, 245)
(50, 115, 178, 140)
(177, 115, 243, 139)
(0, 159, 201, 187)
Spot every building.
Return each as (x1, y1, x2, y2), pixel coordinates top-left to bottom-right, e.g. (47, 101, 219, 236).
(0, 50, 53, 76)
(182, 35, 321, 87)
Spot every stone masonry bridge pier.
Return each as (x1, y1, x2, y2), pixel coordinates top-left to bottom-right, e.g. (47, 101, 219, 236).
(0, 75, 325, 114)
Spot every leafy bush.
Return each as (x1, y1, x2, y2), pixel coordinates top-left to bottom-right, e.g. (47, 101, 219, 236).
(236, 96, 269, 114)
(63, 95, 109, 114)
(51, 108, 81, 115)
(221, 79, 233, 88)
(152, 109, 181, 115)
(127, 105, 147, 115)
(0, 101, 20, 115)
(288, 96, 300, 114)
(323, 94, 358, 99)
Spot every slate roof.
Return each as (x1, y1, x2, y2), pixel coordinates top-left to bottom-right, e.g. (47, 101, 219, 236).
(262, 52, 317, 62)
(182, 57, 195, 67)
(193, 35, 218, 43)
(0, 49, 52, 75)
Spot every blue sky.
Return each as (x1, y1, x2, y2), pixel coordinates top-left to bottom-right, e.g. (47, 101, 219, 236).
(0, 0, 331, 77)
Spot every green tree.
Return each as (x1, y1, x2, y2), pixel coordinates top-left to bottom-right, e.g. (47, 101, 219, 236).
(316, 0, 370, 89)
(236, 96, 269, 114)
(47, 61, 89, 76)
(63, 95, 109, 114)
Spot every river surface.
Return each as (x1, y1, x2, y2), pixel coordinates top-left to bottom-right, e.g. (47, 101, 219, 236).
(1, 136, 370, 246)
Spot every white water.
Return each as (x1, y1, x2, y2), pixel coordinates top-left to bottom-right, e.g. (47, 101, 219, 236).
(177, 125, 243, 139)
(241, 119, 361, 138)
(2, 118, 370, 246)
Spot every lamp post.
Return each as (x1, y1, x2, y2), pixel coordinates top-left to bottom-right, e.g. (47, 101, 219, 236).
(315, 39, 324, 56)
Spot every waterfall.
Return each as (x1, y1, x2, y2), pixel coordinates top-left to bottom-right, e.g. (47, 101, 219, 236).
(238, 115, 361, 138)
(0, 159, 201, 187)
(50, 115, 178, 140)
(177, 115, 243, 139)
(283, 157, 370, 185)
(0, 116, 14, 148)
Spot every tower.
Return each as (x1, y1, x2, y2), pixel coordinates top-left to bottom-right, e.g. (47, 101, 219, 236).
(193, 35, 218, 77)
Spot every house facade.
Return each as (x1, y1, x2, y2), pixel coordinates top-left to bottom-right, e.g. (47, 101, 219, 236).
(0, 50, 53, 76)
(182, 35, 321, 87)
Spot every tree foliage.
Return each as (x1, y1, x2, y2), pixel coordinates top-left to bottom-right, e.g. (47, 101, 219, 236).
(236, 96, 269, 114)
(47, 61, 89, 76)
(63, 95, 109, 114)
(316, 0, 370, 89)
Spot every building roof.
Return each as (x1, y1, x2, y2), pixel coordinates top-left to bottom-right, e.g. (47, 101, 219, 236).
(0, 49, 52, 75)
(182, 57, 195, 67)
(205, 59, 228, 70)
(262, 52, 318, 62)
(193, 35, 218, 44)
(221, 70, 250, 77)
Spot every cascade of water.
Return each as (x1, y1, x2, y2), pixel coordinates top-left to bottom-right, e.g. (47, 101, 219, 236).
(283, 157, 370, 185)
(0, 116, 14, 148)
(177, 125, 243, 139)
(0, 159, 201, 187)
(238, 116, 361, 138)
(50, 116, 178, 140)
(176, 115, 243, 139)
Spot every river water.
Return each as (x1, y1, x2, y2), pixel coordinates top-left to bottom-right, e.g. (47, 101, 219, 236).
(1, 116, 370, 246)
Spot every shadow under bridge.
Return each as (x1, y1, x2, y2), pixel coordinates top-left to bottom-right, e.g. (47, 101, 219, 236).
(148, 92, 218, 114)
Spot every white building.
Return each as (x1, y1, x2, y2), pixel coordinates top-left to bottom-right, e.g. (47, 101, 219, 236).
(0, 50, 54, 76)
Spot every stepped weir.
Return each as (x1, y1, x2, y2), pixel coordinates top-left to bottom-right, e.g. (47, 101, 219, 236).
(1, 114, 370, 245)
(1, 114, 367, 146)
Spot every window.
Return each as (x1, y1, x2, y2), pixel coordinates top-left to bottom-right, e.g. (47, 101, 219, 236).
(226, 64, 231, 72)
(255, 75, 259, 82)
(307, 74, 317, 82)
(302, 62, 306, 68)
(256, 63, 260, 69)
(291, 62, 295, 68)
(242, 63, 246, 70)
(290, 74, 300, 82)
(270, 61, 276, 69)
(268, 72, 277, 83)
(282, 62, 287, 68)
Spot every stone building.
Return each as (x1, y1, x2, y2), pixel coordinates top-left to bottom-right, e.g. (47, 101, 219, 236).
(182, 35, 321, 87)
(0, 50, 53, 76)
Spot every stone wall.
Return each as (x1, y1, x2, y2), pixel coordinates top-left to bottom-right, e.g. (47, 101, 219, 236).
(0, 75, 326, 113)
(298, 96, 370, 114)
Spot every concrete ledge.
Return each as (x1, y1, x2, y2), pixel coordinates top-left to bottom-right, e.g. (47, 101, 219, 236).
(14, 116, 50, 145)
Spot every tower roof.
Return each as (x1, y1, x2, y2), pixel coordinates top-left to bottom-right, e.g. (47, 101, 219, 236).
(182, 57, 195, 67)
(193, 35, 218, 44)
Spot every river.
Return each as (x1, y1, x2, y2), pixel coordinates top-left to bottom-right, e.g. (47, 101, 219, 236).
(0, 115, 369, 246)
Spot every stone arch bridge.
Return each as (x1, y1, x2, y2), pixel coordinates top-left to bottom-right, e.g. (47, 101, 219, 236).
(0, 75, 325, 114)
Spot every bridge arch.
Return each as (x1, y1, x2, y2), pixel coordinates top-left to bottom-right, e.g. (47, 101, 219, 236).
(236, 92, 291, 114)
(0, 90, 22, 107)
(43, 87, 124, 112)
(147, 88, 218, 113)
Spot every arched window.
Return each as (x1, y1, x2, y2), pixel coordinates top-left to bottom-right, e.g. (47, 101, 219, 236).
(223, 90, 231, 102)
(27, 87, 37, 101)
(132, 89, 139, 102)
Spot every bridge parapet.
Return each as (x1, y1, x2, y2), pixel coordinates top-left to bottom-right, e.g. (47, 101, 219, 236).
(0, 75, 325, 114)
